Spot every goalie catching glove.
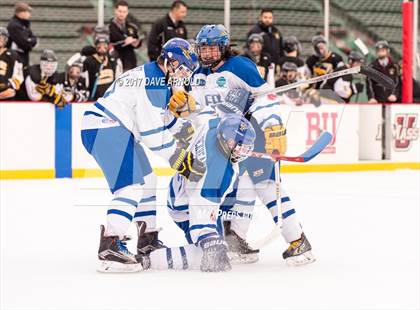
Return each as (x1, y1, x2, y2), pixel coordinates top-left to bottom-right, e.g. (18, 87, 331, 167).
(264, 124, 287, 156)
(169, 90, 196, 118)
(169, 147, 206, 182)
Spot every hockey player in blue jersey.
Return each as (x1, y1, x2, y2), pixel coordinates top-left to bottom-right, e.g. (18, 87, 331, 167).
(169, 25, 315, 266)
(80, 38, 206, 272)
(135, 113, 256, 272)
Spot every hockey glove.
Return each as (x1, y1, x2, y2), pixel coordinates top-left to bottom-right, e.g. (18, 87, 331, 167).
(173, 122, 195, 148)
(169, 148, 205, 182)
(52, 92, 66, 108)
(169, 90, 196, 118)
(264, 125, 287, 156)
(0, 88, 16, 99)
(200, 237, 232, 272)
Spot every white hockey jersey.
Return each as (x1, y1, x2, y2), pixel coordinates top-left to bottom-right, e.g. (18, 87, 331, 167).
(81, 62, 182, 161)
(190, 55, 283, 129)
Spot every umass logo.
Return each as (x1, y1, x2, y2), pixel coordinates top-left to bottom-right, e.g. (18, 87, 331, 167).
(392, 114, 419, 151)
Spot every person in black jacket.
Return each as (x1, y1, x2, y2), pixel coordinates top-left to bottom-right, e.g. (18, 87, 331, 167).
(6, 2, 37, 74)
(0, 27, 24, 100)
(25, 49, 65, 107)
(278, 36, 304, 69)
(109, 0, 142, 71)
(321, 51, 365, 103)
(247, 8, 284, 65)
(83, 35, 123, 100)
(61, 60, 89, 103)
(147, 1, 188, 61)
(367, 40, 401, 103)
(305, 35, 344, 88)
(243, 33, 272, 81)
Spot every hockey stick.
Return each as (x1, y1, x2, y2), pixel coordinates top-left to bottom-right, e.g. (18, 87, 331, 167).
(252, 65, 395, 98)
(249, 131, 333, 163)
(248, 131, 332, 250)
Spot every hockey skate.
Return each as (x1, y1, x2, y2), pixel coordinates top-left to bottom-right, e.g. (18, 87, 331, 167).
(200, 237, 232, 272)
(223, 221, 259, 264)
(282, 233, 316, 266)
(97, 225, 145, 273)
(136, 221, 165, 255)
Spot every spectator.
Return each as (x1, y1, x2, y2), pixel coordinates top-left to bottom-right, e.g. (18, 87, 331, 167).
(278, 36, 304, 70)
(6, 2, 37, 74)
(0, 27, 24, 100)
(83, 34, 122, 100)
(367, 40, 401, 103)
(243, 33, 272, 80)
(147, 0, 188, 61)
(305, 35, 344, 88)
(61, 60, 89, 103)
(321, 51, 365, 103)
(276, 62, 315, 105)
(109, 0, 142, 71)
(25, 49, 65, 107)
(247, 8, 284, 65)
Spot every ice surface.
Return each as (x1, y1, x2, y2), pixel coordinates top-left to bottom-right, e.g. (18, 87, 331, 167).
(1, 170, 419, 310)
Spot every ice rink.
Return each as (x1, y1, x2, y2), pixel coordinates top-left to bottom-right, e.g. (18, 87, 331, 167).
(1, 170, 419, 310)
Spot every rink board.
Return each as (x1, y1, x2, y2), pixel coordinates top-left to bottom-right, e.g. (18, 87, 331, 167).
(0, 102, 419, 179)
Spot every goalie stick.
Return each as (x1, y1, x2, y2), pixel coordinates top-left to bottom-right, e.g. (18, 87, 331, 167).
(252, 65, 395, 98)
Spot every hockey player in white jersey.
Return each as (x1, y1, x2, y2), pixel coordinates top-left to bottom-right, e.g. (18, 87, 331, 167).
(133, 113, 257, 272)
(170, 24, 315, 266)
(80, 38, 205, 272)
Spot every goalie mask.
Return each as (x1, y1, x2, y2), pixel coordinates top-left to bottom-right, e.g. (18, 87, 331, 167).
(217, 114, 256, 163)
(160, 38, 198, 82)
(195, 24, 230, 68)
(40, 49, 58, 77)
(0, 27, 9, 48)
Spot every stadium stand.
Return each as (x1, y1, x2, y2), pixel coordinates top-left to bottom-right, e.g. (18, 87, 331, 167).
(0, 0, 404, 69)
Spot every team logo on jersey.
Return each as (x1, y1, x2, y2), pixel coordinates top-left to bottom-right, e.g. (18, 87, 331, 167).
(392, 114, 419, 151)
(194, 136, 207, 162)
(216, 76, 227, 88)
(239, 122, 248, 131)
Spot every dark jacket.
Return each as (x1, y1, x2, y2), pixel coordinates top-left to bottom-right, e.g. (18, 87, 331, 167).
(109, 18, 141, 71)
(247, 22, 283, 65)
(6, 15, 37, 71)
(83, 53, 120, 100)
(366, 57, 401, 103)
(147, 14, 187, 61)
(278, 55, 304, 69)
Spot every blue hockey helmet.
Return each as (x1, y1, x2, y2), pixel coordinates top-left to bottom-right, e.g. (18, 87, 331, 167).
(160, 38, 199, 79)
(195, 24, 230, 68)
(217, 114, 256, 163)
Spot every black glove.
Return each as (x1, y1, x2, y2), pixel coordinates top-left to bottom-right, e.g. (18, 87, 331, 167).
(173, 122, 195, 148)
(169, 148, 206, 182)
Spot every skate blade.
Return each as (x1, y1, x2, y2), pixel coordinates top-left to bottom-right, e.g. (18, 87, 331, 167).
(285, 251, 316, 267)
(97, 260, 144, 273)
(228, 252, 259, 264)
